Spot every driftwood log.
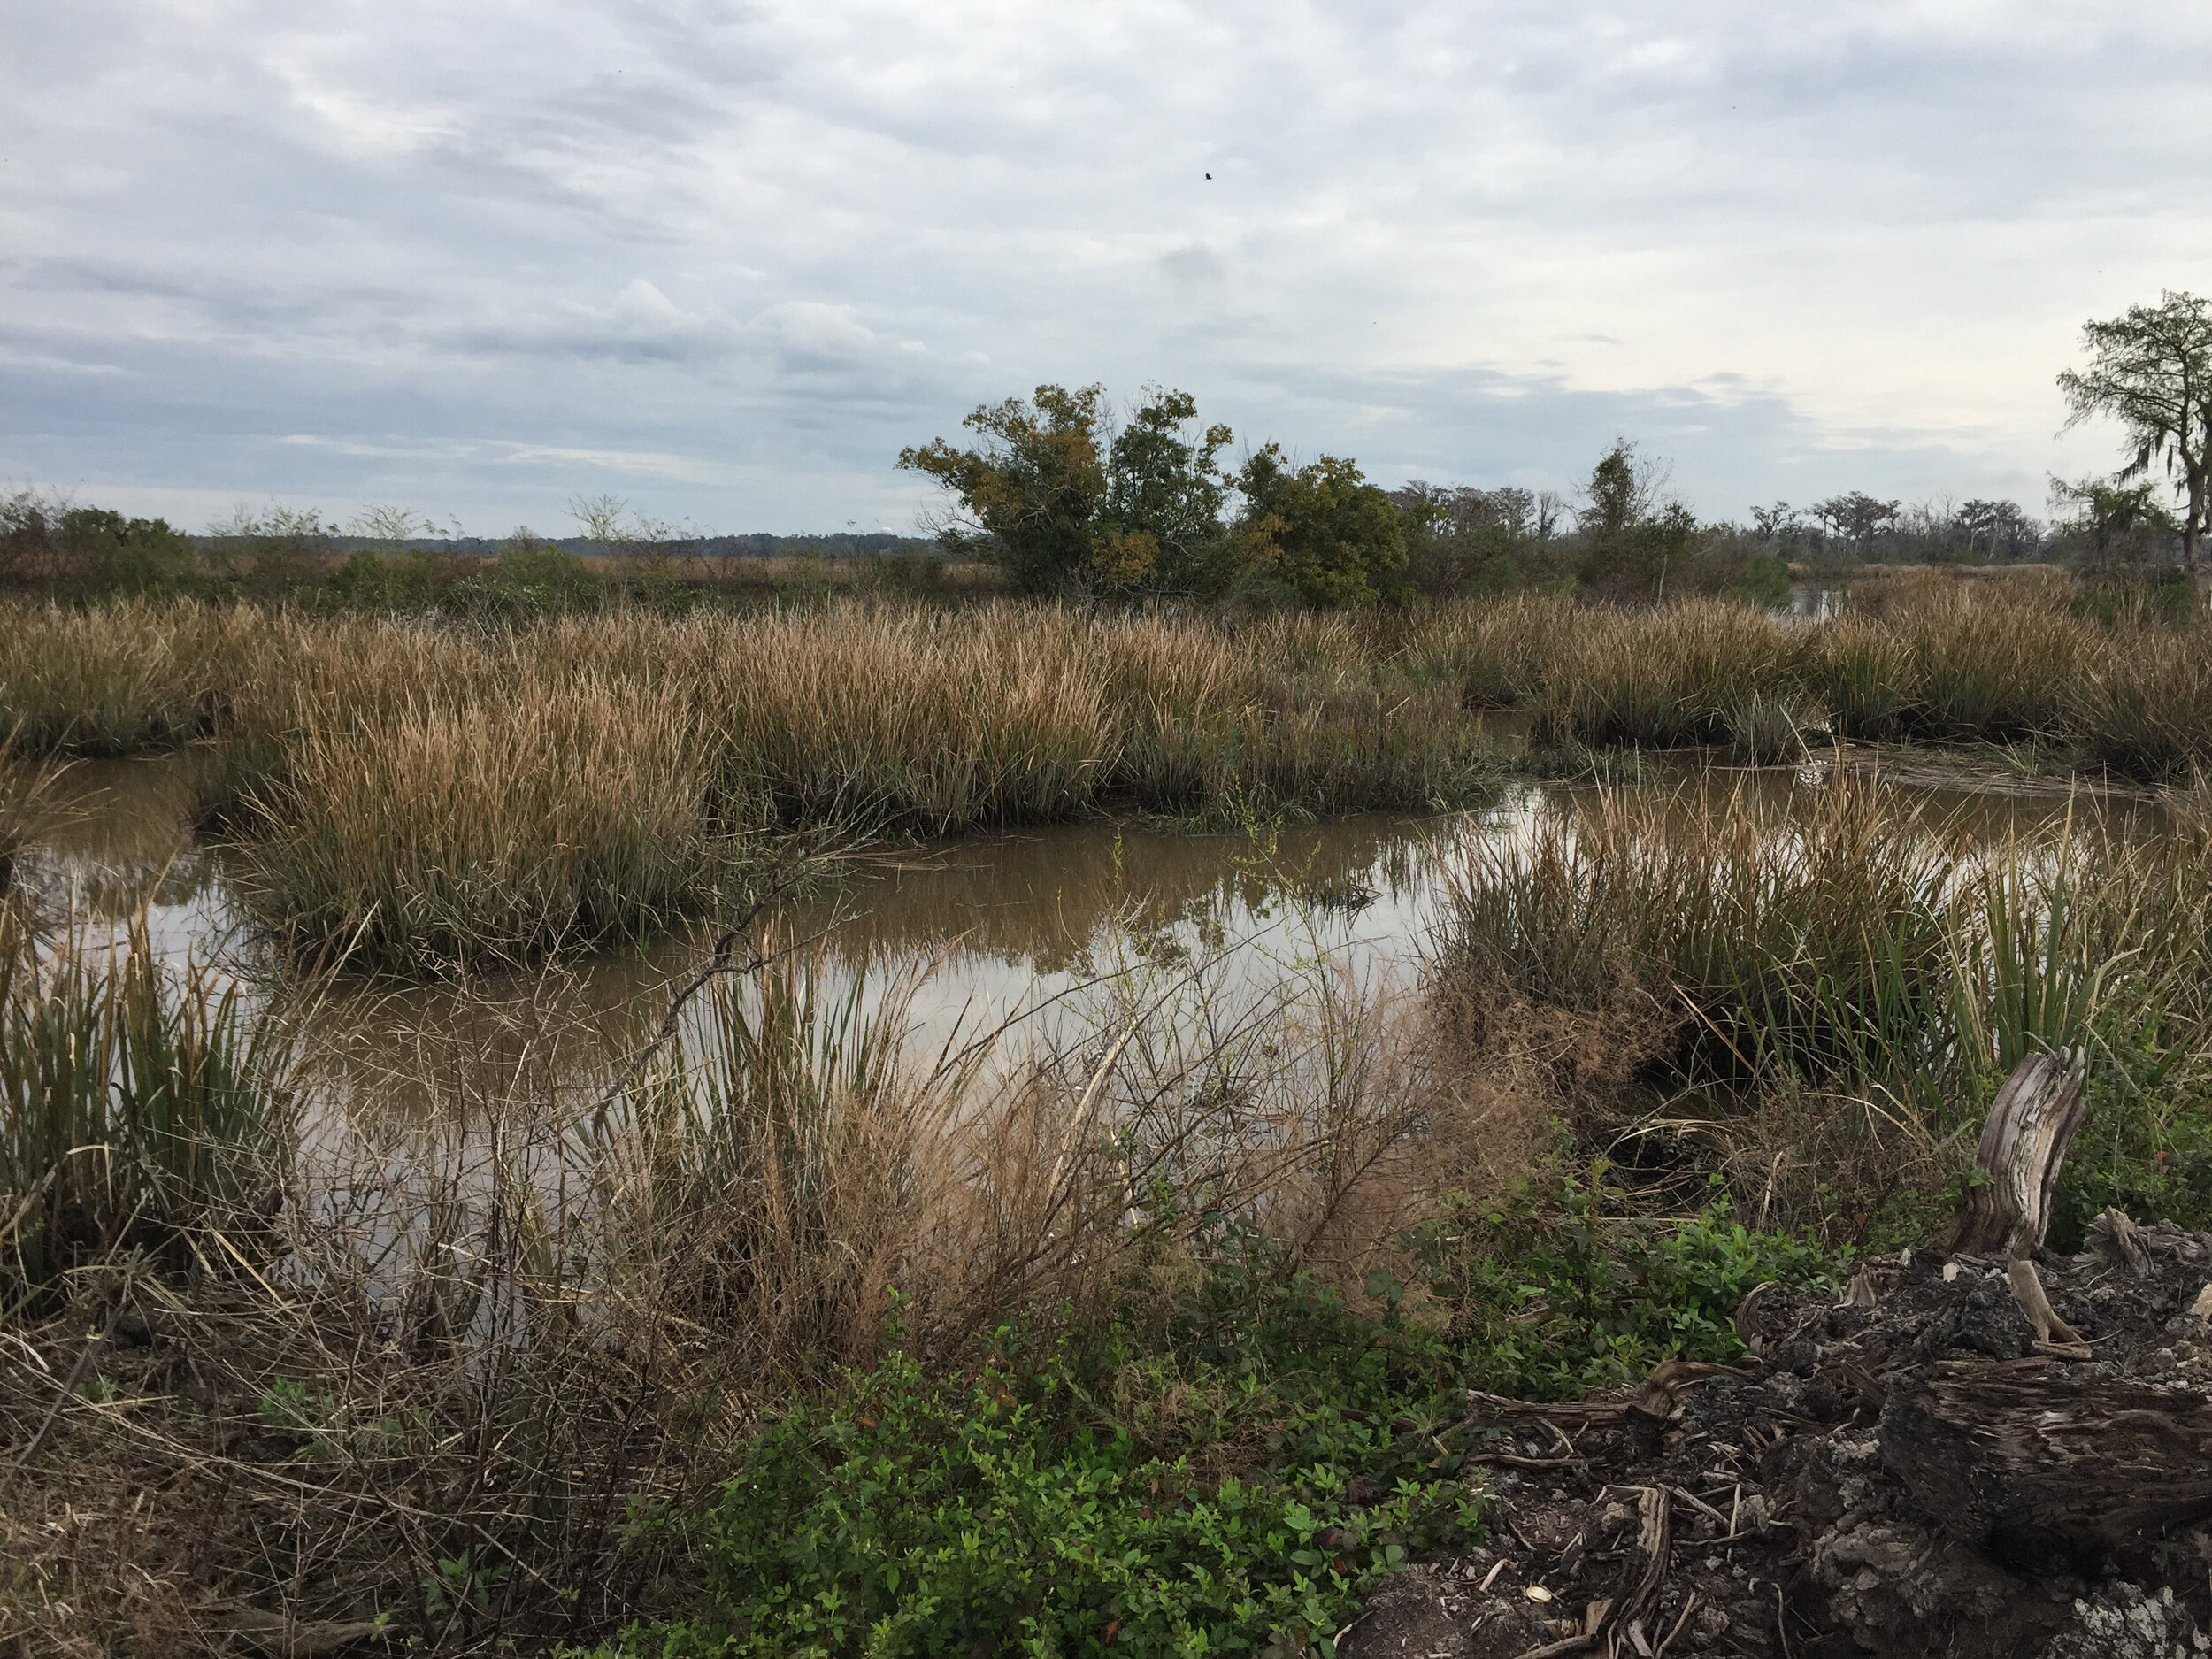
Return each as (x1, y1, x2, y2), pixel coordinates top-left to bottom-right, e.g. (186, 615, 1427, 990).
(1883, 1367, 2212, 1573)
(1946, 1048, 2087, 1259)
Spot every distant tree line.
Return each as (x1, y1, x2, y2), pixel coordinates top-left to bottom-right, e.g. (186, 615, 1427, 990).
(897, 290, 2210, 606)
(0, 495, 950, 613)
(4, 291, 2203, 612)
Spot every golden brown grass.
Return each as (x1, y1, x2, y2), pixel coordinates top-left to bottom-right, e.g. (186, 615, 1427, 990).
(0, 602, 271, 756)
(0, 909, 1508, 1655)
(237, 675, 744, 972)
(8, 581, 2212, 970)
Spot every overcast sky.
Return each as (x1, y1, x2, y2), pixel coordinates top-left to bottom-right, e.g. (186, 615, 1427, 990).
(4, 1, 2209, 536)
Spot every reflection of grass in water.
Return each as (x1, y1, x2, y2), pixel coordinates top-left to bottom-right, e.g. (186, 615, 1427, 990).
(0, 733, 76, 894)
(788, 815, 1432, 980)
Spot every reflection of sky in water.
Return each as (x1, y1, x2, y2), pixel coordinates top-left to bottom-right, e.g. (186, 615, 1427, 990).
(13, 752, 2175, 1115)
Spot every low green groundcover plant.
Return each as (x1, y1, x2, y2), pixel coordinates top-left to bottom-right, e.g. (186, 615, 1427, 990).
(1417, 1170, 1838, 1402)
(588, 1177, 1832, 1659)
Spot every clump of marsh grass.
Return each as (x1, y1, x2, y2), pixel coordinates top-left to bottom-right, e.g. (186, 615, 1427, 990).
(599, 936, 978, 1378)
(1440, 777, 1962, 1105)
(1433, 774, 2212, 1233)
(1720, 690, 1829, 764)
(1533, 600, 1805, 749)
(2078, 626, 2212, 784)
(1400, 592, 1582, 710)
(692, 605, 1117, 832)
(0, 600, 268, 756)
(0, 910, 298, 1313)
(237, 678, 755, 973)
(1804, 616, 1920, 740)
(1890, 584, 2089, 741)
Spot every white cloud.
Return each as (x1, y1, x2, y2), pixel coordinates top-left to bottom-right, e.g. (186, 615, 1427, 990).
(3, 1, 2208, 530)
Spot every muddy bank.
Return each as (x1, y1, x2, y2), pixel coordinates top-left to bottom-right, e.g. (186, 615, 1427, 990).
(1349, 1229, 2212, 1659)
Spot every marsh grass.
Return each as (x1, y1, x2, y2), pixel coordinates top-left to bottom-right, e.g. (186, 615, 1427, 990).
(0, 912, 298, 1314)
(238, 678, 752, 973)
(693, 607, 1117, 832)
(1720, 690, 1827, 764)
(1433, 775, 2212, 1236)
(9, 585, 2212, 974)
(2079, 626, 2212, 783)
(0, 603, 265, 757)
(1808, 617, 1920, 741)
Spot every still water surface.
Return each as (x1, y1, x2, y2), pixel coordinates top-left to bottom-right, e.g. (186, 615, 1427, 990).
(10, 750, 2146, 1108)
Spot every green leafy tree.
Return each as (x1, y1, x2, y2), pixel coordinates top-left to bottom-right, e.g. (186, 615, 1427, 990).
(898, 385, 1110, 595)
(1393, 482, 1570, 594)
(2058, 290, 2212, 572)
(58, 508, 196, 595)
(2050, 475, 2177, 570)
(1810, 491, 1901, 562)
(1094, 388, 1240, 595)
(1577, 441, 1705, 599)
(1955, 499, 2039, 561)
(1234, 448, 1408, 606)
(903, 386, 1403, 604)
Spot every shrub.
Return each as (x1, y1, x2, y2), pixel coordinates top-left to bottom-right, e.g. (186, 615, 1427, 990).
(1414, 1168, 1833, 1400)
(900, 386, 1113, 595)
(450, 536, 604, 618)
(1236, 449, 1409, 608)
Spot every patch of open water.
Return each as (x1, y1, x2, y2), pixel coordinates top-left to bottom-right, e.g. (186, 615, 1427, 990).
(7, 752, 2165, 1113)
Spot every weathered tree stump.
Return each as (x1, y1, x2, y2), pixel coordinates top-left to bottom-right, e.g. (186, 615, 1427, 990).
(1882, 1369, 2212, 1573)
(1882, 1048, 2212, 1580)
(1946, 1049, 2087, 1259)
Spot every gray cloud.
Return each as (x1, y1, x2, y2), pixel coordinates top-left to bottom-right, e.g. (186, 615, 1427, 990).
(4, 1, 2208, 532)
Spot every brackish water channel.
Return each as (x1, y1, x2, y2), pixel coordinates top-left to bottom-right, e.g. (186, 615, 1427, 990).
(9, 748, 2158, 1121)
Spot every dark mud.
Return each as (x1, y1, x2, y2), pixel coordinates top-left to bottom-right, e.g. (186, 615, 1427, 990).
(1348, 1226, 2212, 1659)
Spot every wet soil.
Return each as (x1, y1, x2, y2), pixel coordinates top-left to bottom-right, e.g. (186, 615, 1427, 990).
(1349, 1230, 2212, 1659)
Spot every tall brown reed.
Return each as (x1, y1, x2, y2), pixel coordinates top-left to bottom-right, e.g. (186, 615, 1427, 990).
(238, 675, 747, 972)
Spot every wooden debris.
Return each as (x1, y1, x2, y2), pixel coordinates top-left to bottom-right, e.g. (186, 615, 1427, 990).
(2007, 1257, 2092, 1358)
(229, 1609, 391, 1656)
(1882, 1371, 2212, 1571)
(1946, 1048, 2086, 1258)
(1455, 1360, 1751, 1441)
(2089, 1207, 2154, 1271)
(1731, 1280, 1782, 1356)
